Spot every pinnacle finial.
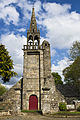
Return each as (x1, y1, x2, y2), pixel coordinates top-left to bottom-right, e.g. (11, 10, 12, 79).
(30, 6, 37, 32)
(32, 7, 35, 18)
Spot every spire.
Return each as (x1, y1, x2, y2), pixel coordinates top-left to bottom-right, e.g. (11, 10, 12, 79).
(30, 7, 37, 32)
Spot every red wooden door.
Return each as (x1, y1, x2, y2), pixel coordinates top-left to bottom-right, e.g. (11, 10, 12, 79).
(29, 95, 38, 110)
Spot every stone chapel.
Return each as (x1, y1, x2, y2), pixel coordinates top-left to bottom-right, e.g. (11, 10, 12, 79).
(22, 7, 65, 113)
(0, 7, 65, 114)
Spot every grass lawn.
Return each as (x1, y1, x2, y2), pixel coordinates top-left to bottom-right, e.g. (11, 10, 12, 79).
(21, 110, 42, 114)
(53, 111, 80, 116)
(21, 110, 80, 116)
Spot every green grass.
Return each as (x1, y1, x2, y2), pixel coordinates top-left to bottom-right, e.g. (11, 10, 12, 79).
(21, 110, 80, 116)
(54, 111, 80, 115)
(21, 110, 42, 114)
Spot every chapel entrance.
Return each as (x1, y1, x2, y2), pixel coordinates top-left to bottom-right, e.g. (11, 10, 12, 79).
(29, 95, 38, 110)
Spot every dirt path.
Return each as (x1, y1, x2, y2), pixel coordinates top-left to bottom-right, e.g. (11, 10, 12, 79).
(0, 113, 80, 120)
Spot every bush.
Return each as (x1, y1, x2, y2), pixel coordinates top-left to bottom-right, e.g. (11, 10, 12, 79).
(0, 84, 7, 96)
(59, 102, 67, 111)
(77, 106, 80, 111)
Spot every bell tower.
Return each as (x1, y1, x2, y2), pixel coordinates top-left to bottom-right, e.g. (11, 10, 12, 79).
(22, 7, 65, 113)
(23, 7, 44, 110)
(27, 8, 40, 49)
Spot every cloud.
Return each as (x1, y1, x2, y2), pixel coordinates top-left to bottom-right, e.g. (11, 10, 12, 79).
(0, 0, 19, 25)
(40, 36, 47, 44)
(0, 77, 21, 89)
(0, 0, 42, 25)
(38, 3, 80, 49)
(1, 1, 80, 87)
(17, 0, 32, 20)
(17, 0, 42, 24)
(0, 0, 18, 7)
(43, 3, 71, 16)
(18, 28, 26, 32)
(14, 64, 23, 76)
(1, 0, 80, 50)
(0, 6, 19, 25)
(51, 49, 56, 57)
(51, 57, 73, 81)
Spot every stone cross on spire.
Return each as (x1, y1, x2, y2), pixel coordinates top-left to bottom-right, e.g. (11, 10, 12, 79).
(30, 7, 37, 32)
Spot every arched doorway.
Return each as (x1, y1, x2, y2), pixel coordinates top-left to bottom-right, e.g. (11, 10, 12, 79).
(29, 95, 38, 110)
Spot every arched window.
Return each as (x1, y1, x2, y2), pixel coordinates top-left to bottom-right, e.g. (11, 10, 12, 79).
(34, 35, 39, 45)
(34, 35, 39, 49)
(28, 35, 33, 45)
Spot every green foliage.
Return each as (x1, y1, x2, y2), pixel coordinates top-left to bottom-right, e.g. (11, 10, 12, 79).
(63, 56, 80, 85)
(0, 84, 7, 96)
(52, 72, 63, 85)
(70, 41, 80, 60)
(77, 106, 80, 112)
(59, 102, 67, 111)
(54, 111, 80, 115)
(0, 44, 17, 82)
(63, 41, 80, 91)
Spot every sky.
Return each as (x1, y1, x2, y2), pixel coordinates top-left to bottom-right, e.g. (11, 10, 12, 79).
(0, 0, 80, 88)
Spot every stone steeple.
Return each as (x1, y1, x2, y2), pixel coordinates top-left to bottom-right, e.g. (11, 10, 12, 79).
(27, 7, 40, 48)
(30, 7, 37, 32)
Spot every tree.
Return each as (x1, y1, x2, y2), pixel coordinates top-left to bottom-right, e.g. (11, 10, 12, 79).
(63, 41, 80, 91)
(0, 44, 17, 83)
(63, 56, 80, 85)
(70, 41, 80, 60)
(52, 72, 63, 85)
(0, 84, 7, 96)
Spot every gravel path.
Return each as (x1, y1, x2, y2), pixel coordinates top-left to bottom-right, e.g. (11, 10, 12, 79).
(0, 113, 80, 120)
